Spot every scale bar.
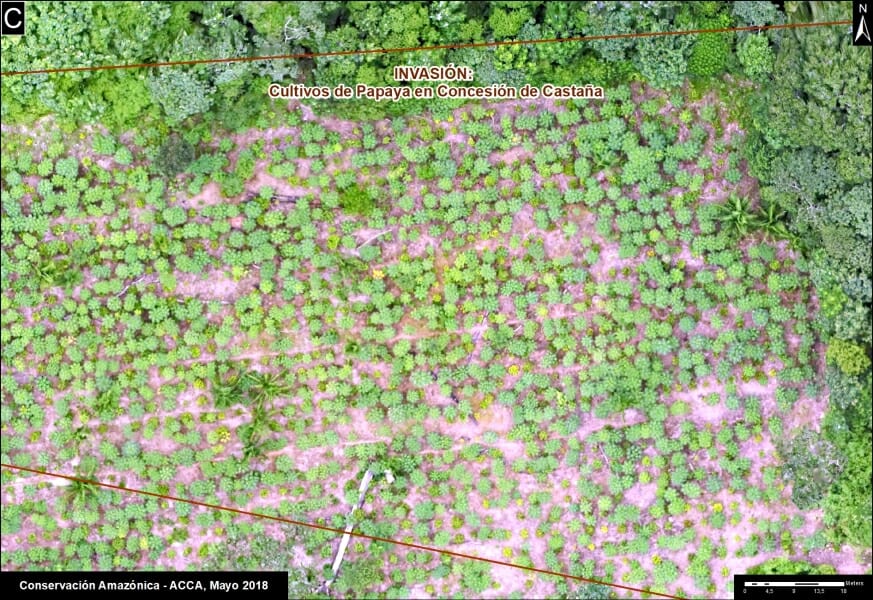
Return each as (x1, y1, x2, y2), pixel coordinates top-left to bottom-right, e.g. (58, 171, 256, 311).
(746, 582, 845, 587)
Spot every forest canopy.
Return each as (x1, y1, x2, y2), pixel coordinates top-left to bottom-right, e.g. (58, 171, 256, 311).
(3, 1, 781, 129)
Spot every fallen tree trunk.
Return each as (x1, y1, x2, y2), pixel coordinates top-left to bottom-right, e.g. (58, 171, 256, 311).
(321, 468, 375, 593)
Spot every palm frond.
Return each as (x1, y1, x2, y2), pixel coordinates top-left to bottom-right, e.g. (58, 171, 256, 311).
(714, 195, 755, 237)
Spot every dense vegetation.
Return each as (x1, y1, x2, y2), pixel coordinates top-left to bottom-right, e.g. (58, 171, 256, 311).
(1, 1, 792, 128)
(1, 1, 870, 598)
(739, 1, 872, 552)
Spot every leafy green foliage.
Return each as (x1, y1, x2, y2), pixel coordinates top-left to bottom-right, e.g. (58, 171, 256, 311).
(155, 135, 196, 178)
(2, 0, 760, 131)
(714, 195, 756, 237)
(211, 369, 248, 410)
(826, 339, 872, 376)
(62, 473, 99, 517)
(736, 1, 872, 548)
(753, 200, 796, 243)
(568, 583, 614, 599)
(732, 1, 783, 27)
(339, 183, 376, 217)
(688, 13, 733, 77)
(635, 23, 695, 89)
(779, 430, 845, 510)
(737, 34, 775, 82)
(245, 369, 292, 405)
(823, 429, 873, 548)
(334, 556, 384, 596)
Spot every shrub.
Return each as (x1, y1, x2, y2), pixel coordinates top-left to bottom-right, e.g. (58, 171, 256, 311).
(155, 135, 196, 177)
(779, 430, 845, 510)
(339, 183, 376, 216)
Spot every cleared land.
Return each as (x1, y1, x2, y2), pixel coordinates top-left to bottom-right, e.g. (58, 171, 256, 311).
(1, 85, 865, 598)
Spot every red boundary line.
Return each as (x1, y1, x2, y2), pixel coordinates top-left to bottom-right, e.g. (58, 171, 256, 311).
(0, 21, 851, 77)
(1, 463, 685, 600)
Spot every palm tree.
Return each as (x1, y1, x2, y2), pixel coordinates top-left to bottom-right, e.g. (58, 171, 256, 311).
(714, 194, 756, 238)
(62, 470, 99, 517)
(240, 417, 272, 459)
(754, 200, 799, 244)
(245, 369, 291, 406)
(212, 370, 246, 409)
(241, 400, 282, 460)
(242, 432, 269, 460)
(35, 258, 79, 289)
(250, 400, 281, 429)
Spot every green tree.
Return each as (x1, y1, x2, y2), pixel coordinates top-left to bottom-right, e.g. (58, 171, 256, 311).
(0, 2, 168, 128)
(455, 559, 493, 595)
(155, 134, 196, 178)
(737, 34, 775, 82)
(62, 470, 99, 518)
(688, 12, 733, 77)
(148, 70, 213, 125)
(732, 1, 784, 27)
(715, 195, 756, 238)
(211, 368, 247, 409)
(779, 430, 845, 510)
(335, 556, 384, 596)
(245, 369, 292, 405)
(634, 20, 694, 89)
(823, 430, 873, 548)
(569, 583, 614, 599)
(339, 183, 376, 216)
(826, 339, 872, 376)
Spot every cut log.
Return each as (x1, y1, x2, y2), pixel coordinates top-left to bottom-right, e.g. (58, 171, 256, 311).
(322, 469, 375, 592)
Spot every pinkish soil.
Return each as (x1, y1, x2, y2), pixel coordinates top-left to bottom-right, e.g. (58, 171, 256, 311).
(4, 88, 866, 600)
